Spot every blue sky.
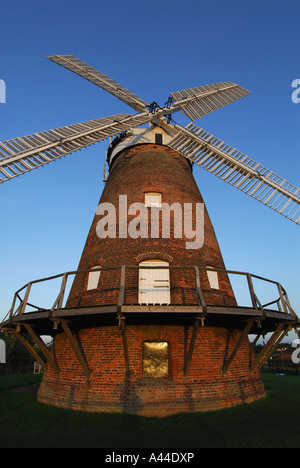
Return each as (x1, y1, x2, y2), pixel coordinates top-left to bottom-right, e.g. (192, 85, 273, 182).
(0, 0, 299, 341)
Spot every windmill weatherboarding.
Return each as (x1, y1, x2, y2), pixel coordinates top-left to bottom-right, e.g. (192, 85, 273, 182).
(1, 56, 299, 416)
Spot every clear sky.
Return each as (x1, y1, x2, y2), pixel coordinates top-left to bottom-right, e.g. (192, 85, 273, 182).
(0, 0, 299, 342)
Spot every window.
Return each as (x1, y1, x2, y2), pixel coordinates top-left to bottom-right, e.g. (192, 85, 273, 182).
(155, 133, 163, 145)
(144, 192, 162, 208)
(87, 266, 101, 291)
(143, 341, 169, 378)
(206, 266, 219, 290)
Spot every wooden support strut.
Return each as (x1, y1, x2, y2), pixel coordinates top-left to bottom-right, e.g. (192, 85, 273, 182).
(7, 327, 46, 371)
(59, 319, 91, 380)
(251, 332, 262, 347)
(250, 323, 290, 373)
(117, 265, 130, 376)
(117, 314, 130, 376)
(184, 268, 206, 376)
(222, 319, 255, 376)
(265, 327, 291, 362)
(184, 316, 204, 377)
(22, 324, 59, 375)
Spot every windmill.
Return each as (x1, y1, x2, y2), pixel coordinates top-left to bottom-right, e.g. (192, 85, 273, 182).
(0, 55, 299, 416)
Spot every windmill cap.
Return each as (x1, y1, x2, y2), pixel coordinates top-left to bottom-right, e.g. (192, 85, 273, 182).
(107, 124, 174, 167)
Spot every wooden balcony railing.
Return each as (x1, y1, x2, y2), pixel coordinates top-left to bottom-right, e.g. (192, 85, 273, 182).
(1, 265, 298, 323)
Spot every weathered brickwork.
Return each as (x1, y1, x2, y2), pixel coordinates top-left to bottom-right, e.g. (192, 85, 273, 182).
(38, 324, 266, 416)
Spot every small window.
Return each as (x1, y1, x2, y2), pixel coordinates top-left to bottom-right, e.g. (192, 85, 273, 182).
(155, 133, 163, 145)
(145, 192, 162, 208)
(87, 266, 101, 291)
(206, 266, 219, 290)
(143, 341, 169, 378)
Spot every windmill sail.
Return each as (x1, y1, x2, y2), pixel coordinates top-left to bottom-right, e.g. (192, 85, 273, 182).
(168, 122, 300, 225)
(48, 55, 149, 113)
(0, 112, 151, 184)
(169, 82, 250, 121)
(1, 53, 299, 226)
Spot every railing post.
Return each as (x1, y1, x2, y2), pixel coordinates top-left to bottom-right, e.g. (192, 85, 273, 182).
(57, 273, 68, 310)
(9, 293, 18, 319)
(246, 273, 265, 313)
(19, 283, 32, 315)
(283, 291, 297, 318)
(51, 273, 68, 316)
(277, 283, 288, 314)
(194, 266, 207, 314)
(118, 265, 126, 307)
(246, 274, 258, 310)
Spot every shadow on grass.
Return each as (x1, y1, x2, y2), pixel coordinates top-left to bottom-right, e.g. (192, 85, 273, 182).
(0, 373, 300, 448)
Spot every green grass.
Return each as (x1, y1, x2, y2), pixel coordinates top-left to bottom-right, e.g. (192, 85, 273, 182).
(0, 373, 299, 448)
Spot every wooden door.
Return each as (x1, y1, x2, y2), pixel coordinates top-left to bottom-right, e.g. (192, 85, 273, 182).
(139, 260, 170, 304)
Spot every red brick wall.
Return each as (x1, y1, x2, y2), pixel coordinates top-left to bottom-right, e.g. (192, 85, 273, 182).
(66, 144, 236, 309)
(37, 143, 263, 416)
(38, 324, 265, 416)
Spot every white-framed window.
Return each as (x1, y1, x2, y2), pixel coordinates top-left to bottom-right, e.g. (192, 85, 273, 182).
(139, 259, 170, 304)
(87, 266, 101, 291)
(144, 192, 162, 208)
(206, 266, 219, 290)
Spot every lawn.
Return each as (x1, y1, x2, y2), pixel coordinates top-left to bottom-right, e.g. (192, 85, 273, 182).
(0, 373, 299, 448)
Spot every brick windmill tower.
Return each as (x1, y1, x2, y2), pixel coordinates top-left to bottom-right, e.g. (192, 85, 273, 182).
(1, 56, 299, 416)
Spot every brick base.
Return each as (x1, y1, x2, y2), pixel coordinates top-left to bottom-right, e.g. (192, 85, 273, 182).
(37, 324, 266, 416)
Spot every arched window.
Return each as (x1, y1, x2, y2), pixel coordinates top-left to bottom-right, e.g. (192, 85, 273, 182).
(87, 266, 101, 291)
(139, 259, 170, 304)
(206, 266, 219, 290)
